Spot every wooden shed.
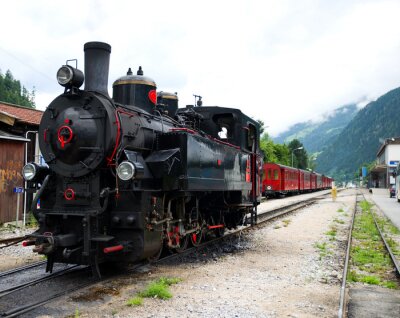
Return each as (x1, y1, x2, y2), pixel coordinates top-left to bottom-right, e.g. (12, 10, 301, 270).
(0, 131, 29, 224)
(0, 102, 43, 224)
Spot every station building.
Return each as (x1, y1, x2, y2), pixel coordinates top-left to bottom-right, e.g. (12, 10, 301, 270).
(369, 137, 400, 188)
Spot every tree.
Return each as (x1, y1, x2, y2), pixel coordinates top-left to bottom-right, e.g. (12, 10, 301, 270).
(0, 69, 35, 108)
(288, 139, 308, 169)
(273, 143, 290, 166)
(260, 133, 278, 162)
(257, 119, 266, 135)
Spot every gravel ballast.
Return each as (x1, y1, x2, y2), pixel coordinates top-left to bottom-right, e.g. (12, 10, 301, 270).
(28, 189, 355, 317)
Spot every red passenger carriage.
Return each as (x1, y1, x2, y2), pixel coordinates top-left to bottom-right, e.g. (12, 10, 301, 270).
(262, 162, 333, 197)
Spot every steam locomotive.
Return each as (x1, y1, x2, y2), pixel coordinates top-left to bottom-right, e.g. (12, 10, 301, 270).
(22, 42, 262, 277)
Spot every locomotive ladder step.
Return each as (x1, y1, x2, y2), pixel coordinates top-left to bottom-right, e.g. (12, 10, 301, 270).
(91, 235, 114, 242)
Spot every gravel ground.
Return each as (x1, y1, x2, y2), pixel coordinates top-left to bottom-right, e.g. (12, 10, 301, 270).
(0, 226, 42, 271)
(27, 189, 356, 318)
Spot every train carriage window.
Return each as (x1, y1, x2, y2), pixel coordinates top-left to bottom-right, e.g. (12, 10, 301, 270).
(268, 169, 271, 179)
(274, 170, 278, 180)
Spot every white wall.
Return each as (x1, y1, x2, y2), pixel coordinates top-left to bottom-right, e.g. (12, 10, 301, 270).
(386, 144, 400, 166)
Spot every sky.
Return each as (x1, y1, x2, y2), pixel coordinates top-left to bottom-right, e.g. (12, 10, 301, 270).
(2, 0, 400, 136)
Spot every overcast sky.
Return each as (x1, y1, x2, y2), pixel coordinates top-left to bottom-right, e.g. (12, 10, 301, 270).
(2, 0, 400, 136)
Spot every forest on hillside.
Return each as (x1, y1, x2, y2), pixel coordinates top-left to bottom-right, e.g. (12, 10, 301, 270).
(0, 69, 35, 108)
(316, 87, 400, 182)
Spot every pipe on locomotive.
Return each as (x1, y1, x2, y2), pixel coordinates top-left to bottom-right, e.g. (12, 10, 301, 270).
(83, 41, 111, 96)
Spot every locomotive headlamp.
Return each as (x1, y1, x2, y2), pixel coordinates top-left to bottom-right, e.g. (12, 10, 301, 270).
(22, 162, 50, 182)
(56, 65, 84, 88)
(117, 161, 136, 181)
(22, 163, 36, 181)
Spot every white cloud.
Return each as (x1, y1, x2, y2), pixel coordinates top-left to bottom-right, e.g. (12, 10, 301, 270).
(1, 0, 400, 136)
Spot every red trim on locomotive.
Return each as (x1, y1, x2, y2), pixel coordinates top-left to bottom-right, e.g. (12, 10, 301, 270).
(208, 224, 224, 229)
(64, 188, 75, 201)
(170, 127, 197, 134)
(103, 245, 124, 254)
(148, 89, 157, 104)
(57, 125, 74, 149)
(106, 110, 122, 166)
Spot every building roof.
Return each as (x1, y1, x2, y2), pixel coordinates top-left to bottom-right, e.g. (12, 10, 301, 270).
(0, 101, 43, 126)
(376, 137, 400, 157)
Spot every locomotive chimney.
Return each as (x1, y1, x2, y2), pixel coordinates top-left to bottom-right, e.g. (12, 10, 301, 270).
(84, 41, 111, 96)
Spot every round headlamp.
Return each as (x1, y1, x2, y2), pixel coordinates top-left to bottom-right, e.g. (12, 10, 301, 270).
(117, 161, 136, 181)
(267, 186, 272, 190)
(22, 163, 37, 181)
(56, 65, 84, 88)
(57, 66, 73, 86)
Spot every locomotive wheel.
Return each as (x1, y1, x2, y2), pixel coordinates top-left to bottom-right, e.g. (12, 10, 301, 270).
(190, 228, 204, 247)
(175, 235, 189, 253)
(148, 245, 164, 262)
(148, 235, 164, 262)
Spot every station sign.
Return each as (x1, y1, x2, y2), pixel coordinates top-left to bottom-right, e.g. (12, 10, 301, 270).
(13, 187, 24, 193)
(389, 160, 399, 167)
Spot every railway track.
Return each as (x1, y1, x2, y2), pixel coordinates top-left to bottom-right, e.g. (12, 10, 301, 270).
(338, 191, 359, 318)
(0, 260, 47, 278)
(0, 191, 333, 317)
(0, 264, 93, 318)
(338, 191, 400, 318)
(0, 236, 25, 249)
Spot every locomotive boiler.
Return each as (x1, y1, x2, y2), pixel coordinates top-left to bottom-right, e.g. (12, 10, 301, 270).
(22, 42, 262, 276)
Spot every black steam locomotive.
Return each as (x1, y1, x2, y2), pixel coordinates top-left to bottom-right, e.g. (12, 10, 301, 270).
(22, 42, 262, 276)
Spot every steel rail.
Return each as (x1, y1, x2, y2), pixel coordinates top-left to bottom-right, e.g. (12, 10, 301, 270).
(1, 262, 145, 318)
(0, 260, 46, 278)
(0, 265, 81, 297)
(0, 236, 26, 249)
(2, 280, 95, 318)
(338, 191, 359, 318)
(369, 201, 400, 276)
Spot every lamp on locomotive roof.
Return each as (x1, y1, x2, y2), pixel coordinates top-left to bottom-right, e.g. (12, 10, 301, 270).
(291, 146, 303, 168)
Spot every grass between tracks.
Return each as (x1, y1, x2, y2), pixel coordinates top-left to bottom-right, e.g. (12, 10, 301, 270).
(127, 277, 182, 306)
(349, 200, 399, 289)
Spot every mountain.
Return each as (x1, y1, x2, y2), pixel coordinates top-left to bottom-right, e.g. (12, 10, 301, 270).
(316, 87, 400, 181)
(273, 104, 359, 153)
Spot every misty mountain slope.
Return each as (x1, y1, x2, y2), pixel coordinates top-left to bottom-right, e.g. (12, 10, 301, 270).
(273, 104, 359, 153)
(316, 87, 400, 179)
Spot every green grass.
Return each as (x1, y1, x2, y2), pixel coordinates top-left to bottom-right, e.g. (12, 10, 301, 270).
(139, 282, 173, 299)
(282, 219, 291, 227)
(127, 277, 182, 306)
(314, 242, 332, 259)
(347, 270, 397, 288)
(127, 296, 143, 306)
(337, 208, 344, 213)
(386, 237, 400, 256)
(26, 212, 38, 227)
(349, 200, 399, 289)
(334, 218, 345, 224)
(325, 225, 337, 240)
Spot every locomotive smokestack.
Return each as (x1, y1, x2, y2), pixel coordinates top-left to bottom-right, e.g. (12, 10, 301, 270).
(84, 41, 111, 96)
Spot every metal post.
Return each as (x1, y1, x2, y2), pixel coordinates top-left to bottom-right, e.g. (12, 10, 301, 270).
(16, 192, 20, 227)
(23, 130, 38, 227)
